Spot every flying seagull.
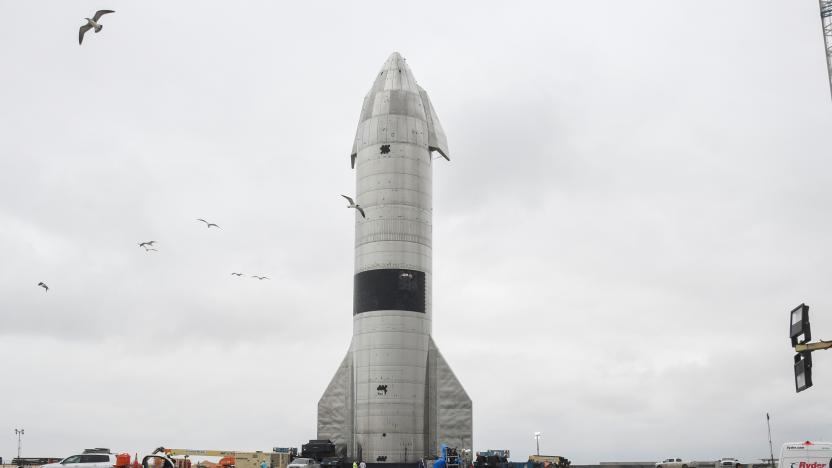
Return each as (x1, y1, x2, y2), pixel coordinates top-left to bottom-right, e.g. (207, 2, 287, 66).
(37, 282, 49, 292)
(144, 248, 158, 252)
(138, 241, 156, 248)
(341, 195, 366, 218)
(231, 272, 244, 276)
(79, 10, 115, 45)
(251, 275, 269, 280)
(197, 218, 221, 229)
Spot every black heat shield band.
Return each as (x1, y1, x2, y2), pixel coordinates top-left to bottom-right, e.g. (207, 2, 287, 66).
(353, 268, 426, 314)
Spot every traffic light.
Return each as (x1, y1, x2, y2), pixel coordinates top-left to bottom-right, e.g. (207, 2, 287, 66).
(794, 351, 813, 393)
(790, 303, 811, 347)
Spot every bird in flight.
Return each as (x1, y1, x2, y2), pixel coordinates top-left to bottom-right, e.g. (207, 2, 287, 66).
(138, 241, 156, 248)
(37, 282, 49, 292)
(341, 195, 366, 218)
(251, 275, 269, 280)
(144, 248, 158, 252)
(231, 272, 244, 276)
(79, 10, 115, 45)
(197, 218, 221, 229)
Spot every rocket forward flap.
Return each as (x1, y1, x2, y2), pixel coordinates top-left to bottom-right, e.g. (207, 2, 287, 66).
(350, 92, 374, 168)
(418, 86, 450, 161)
(317, 345, 353, 457)
(350, 82, 449, 166)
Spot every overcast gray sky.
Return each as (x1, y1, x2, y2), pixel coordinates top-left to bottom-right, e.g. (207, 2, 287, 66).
(2, 0, 832, 464)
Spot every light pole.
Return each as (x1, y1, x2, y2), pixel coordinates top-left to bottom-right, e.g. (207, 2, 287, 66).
(766, 413, 775, 468)
(534, 432, 542, 456)
(15, 428, 24, 466)
(789, 303, 832, 392)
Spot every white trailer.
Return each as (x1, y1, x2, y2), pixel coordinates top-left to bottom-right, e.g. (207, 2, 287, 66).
(780, 441, 832, 468)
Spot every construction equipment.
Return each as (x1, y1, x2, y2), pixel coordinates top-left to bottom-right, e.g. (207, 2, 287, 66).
(445, 447, 461, 468)
(474, 450, 510, 468)
(300, 441, 336, 461)
(470, 452, 570, 468)
(528, 455, 571, 468)
(164, 450, 235, 458)
(159, 448, 291, 468)
(143, 448, 178, 468)
(162, 450, 231, 468)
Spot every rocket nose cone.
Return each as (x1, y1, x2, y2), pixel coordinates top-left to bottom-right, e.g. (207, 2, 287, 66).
(371, 51, 419, 92)
(381, 51, 407, 72)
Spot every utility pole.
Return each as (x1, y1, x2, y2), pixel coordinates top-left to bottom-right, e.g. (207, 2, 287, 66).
(534, 432, 542, 456)
(820, 0, 832, 100)
(766, 413, 776, 468)
(14, 428, 24, 466)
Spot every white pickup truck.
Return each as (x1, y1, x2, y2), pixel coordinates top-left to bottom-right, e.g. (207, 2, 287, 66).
(718, 458, 740, 468)
(656, 458, 691, 468)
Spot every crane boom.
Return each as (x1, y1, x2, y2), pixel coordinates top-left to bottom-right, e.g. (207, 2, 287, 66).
(821, 0, 832, 99)
(163, 449, 237, 457)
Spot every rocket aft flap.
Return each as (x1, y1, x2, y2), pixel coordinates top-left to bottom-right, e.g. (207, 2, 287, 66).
(317, 52, 472, 463)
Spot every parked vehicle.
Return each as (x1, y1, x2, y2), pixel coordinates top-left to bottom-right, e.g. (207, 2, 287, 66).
(779, 441, 832, 468)
(319, 458, 342, 468)
(718, 458, 740, 468)
(287, 459, 317, 468)
(656, 459, 691, 468)
(42, 452, 119, 468)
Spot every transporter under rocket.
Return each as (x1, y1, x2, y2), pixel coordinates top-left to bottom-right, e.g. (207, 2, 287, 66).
(317, 52, 472, 463)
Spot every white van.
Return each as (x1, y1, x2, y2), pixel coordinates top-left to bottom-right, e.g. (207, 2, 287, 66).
(780, 441, 832, 468)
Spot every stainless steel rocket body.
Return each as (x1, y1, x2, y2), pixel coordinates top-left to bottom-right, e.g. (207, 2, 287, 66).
(351, 52, 437, 463)
(318, 53, 469, 464)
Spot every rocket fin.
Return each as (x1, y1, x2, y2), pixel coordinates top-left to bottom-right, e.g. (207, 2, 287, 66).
(418, 86, 450, 161)
(317, 344, 354, 458)
(425, 337, 472, 457)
